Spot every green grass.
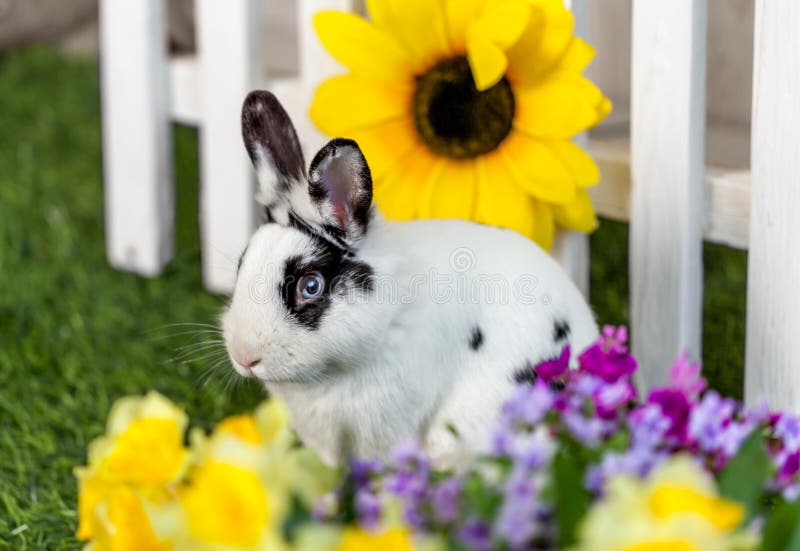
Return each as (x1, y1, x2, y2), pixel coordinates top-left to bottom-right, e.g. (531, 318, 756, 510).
(0, 46, 747, 548)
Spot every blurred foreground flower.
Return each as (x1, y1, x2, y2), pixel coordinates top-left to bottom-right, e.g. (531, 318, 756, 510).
(75, 394, 336, 551)
(311, 0, 611, 248)
(76, 327, 800, 550)
(577, 455, 756, 551)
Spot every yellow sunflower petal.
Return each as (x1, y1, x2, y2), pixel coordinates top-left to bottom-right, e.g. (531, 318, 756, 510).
(475, 151, 537, 239)
(506, 0, 574, 87)
(501, 131, 576, 204)
(445, 0, 487, 53)
(514, 73, 608, 138)
(350, 118, 419, 181)
(365, 0, 450, 71)
(313, 11, 416, 81)
(466, 35, 508, 91)
(546, 140, 600, 188)
(532, 199, 556, 250)
(310, 75, 411, 135)
(467, 1, 532, 51)
(558, 37, 596, 73)
(374, 145, 438, 221)
(553, 189, 597, 233)
(420, 159, 476, 219)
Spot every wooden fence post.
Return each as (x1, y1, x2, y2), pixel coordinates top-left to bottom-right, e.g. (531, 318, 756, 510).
(196, 0, 262, 293)
(552, 0, 591, 297)
(630, 1, 707, 388)
(100, 0, 173, 276)
(745, 0, 800, 410)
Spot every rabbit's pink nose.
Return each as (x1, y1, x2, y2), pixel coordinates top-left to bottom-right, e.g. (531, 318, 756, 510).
(231, 348, 261, 369)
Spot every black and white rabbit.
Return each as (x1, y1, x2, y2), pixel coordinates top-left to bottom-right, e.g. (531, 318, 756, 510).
(222, 91, 598, 465)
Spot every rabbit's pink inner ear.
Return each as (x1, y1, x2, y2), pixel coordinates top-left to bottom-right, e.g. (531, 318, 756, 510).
(308, 139, 373, 239)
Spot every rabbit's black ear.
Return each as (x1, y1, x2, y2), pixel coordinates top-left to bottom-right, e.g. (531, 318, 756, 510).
(308, 139, 374, 242)
(241, 91, 305, 207)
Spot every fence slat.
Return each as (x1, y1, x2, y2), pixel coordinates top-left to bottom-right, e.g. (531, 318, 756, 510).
(196, 0, 262, 293)
(293, 0, 355, 154)
(100, 0, 172, 276)
(745, 0, 800, 410)
(630, 1, 707, 388)
(551, 0, 590, 296)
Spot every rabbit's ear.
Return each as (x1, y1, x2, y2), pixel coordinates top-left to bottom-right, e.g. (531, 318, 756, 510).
(308, 139, 374, 242)
(241, 91, 306, 208)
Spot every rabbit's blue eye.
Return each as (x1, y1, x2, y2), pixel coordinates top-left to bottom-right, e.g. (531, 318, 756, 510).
(298, 272, 325, 300)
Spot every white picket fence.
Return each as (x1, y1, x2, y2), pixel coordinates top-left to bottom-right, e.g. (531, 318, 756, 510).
(99, 0, 800, 410)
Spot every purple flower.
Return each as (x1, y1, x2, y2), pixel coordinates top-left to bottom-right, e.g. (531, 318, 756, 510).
(627, 403, 672, 451)
(431, 476, 461, 523)
(594, 379, 637, 419)
(355, 489, 382, 529)
(501, 381, 554, 427)
(578, 326, 637, 383)
(668, 351, 707, 400)
(459, 518, 493, 551)
(778, 450, 800, 482)
(494, 467, 543, 549)
(563, 411, 607, 446)
(688, 390, 749, 456)
(350, 457, 382, 488)
(586, 447, 668, 493)
(775, 414, 800, 452)
(508, 427, 555, 469)
(647, 388, 691, 444)
(535, 345, 570, 381)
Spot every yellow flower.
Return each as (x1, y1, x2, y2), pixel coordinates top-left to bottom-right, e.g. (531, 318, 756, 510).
(179, 461, 274, 548)
(336, 527, 417, 551)
(76, 477, 172, 551)
(88, 392, 189, 487)
(311, 0, 610, 249)
(576, 455, 758, 551)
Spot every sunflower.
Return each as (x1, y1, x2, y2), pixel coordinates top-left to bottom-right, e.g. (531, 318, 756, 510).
(310, 0, 611, 249)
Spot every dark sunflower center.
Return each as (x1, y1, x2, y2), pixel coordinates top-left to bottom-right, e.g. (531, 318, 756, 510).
(413, 57, 515, 160)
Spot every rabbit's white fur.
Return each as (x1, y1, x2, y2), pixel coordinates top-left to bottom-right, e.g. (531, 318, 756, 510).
(222, 91, 598, 465)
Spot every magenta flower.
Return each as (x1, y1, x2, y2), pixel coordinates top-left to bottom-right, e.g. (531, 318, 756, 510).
(578, 327, 637, 383)
(534, 345, 570, 381)
(647, 388, 692, 444)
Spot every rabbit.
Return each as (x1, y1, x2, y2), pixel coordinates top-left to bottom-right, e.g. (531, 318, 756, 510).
(221, 90, 599, 466)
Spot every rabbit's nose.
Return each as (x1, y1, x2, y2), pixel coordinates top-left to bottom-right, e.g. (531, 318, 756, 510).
(230, 343, 261, 369)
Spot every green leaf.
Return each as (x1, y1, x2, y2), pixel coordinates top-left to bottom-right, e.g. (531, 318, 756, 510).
(761, 499, 800, 551)
(553, 448, 591, 547)
(718, 430, 770, 517)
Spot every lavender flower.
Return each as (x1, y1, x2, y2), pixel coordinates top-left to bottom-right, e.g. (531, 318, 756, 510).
(459, 518, 493, 551)
(688, 391, 738, 454)
(355, 488, 382, 529)
(431, 476, 461, 524)
(495, 467, 543, 550)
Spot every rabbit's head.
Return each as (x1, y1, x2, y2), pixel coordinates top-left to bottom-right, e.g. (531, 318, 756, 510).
(222, 91, 383, 384)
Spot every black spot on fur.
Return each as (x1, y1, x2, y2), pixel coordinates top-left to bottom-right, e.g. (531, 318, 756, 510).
(241, 90, 305, 187)
(512, 365, 538, 385)
(280, 236, 374, 330)
(469, 326, 484, 351)
(553, 319, 570, 342)
(511, 360, 566, 391)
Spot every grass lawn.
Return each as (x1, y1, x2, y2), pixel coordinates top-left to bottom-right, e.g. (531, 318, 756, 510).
(0, 46, 747, 549)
